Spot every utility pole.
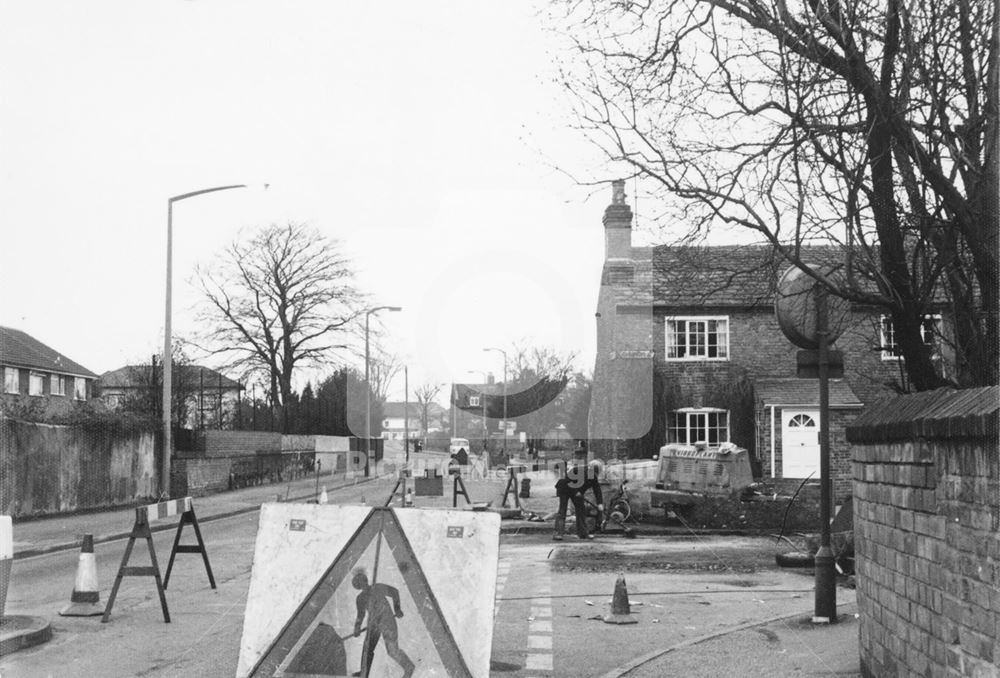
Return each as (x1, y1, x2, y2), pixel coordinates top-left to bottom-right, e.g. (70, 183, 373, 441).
(404, 365, 409, 464)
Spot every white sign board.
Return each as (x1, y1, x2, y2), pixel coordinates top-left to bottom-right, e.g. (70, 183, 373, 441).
(237, 503, 500, 678)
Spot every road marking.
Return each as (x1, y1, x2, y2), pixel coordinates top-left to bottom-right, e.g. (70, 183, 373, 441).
(524, 559, 554, 674)
(528, 635, 553, 649)
(525, 653, 554, 670)
(494, 557, 512, 619)
(528, 619, 552, 633)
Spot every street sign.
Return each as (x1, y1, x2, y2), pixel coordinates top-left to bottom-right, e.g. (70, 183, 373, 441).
(238, 504, 500, 678)
(775, 265, 850, 349)
(796, 350, 845, 378)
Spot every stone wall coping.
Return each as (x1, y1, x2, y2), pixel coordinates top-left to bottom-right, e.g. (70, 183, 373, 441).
(846, 386, 999, 442)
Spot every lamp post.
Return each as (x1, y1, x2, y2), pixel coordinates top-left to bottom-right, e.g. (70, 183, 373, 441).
(365, 305, 401, 477)
(483, 347, 508, 461)
(403, 365, 409, 464)
(162, 183, 248, 498)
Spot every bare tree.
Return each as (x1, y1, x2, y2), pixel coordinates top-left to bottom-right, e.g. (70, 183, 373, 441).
(550, 0, 998, 389)
(367, 347, 402, 407)
(506, 344, 577, 446)
(195, 222, 361, 409)
(413, 382, 444, 438)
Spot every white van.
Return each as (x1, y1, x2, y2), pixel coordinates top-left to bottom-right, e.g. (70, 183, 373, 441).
(449, 438, 470, 457)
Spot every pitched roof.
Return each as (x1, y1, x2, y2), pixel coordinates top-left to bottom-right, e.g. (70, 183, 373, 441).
(382, 402, 422, 418)
(755, 378, 863, 407)
(99, 364, 242, 391)
(0, 326, 97, 378)
(651, 244, 846, 308)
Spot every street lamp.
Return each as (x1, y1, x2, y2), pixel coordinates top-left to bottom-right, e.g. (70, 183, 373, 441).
(162, 183, 250, 498)
(483, 347, 508, 460)
(365, 305, 401, 477)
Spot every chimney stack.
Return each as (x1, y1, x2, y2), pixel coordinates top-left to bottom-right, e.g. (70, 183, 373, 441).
(603, 179, 633, 261)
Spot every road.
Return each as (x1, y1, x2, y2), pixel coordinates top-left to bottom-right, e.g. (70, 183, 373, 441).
(0, 468, 828, 677)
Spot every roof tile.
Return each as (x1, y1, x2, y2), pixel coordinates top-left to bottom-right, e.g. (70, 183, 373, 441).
(0, 326, 97, 378)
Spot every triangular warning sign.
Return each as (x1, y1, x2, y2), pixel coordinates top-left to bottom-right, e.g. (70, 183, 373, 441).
(248, 507, 473, 678)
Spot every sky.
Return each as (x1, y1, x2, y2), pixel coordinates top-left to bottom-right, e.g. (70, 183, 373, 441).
(0, 1, 626, 401)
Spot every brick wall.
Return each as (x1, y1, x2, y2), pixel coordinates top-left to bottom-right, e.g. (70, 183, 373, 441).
(847, 387, 999, 678)
(172, 458, 231, 497)
(649, 308, 901, 402)
(185, 429, 282, 457)
(0, 419, 157, 517)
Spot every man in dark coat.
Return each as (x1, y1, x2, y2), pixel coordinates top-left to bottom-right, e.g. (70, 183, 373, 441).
(553, 441, 603, 540)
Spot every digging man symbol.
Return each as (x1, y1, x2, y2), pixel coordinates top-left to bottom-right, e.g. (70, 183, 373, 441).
(352, 568, 415, 678)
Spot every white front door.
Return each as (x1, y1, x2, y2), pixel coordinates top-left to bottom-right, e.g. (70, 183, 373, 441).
(781, 409, 820, 478)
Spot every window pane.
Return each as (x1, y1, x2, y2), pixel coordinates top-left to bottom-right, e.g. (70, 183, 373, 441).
(667, 318, 729, 360)
(3, 368, 18, 394)
(668, 320, 687, 358)
(707, 411, 730, 444)
(29, 372, 44, 396)
(920, 315, 940, 348)
(689, 412, 706, 444)
(667, 411, 684, 443)
(707, 320, 718, 358)
(74, 378, 86, 400)
(690, 320, 705, 357)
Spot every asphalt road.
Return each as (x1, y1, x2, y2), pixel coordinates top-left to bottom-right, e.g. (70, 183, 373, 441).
(0, 473, 844, 677)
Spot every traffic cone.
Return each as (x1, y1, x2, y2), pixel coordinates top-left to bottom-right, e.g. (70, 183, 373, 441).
(603, 575, 637, 624)
(319, 486, 329, 504)
(59, 534, 103, 617)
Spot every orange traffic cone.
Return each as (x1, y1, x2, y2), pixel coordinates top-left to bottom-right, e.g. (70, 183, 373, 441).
(319, 486, 329, 504)
(603, 575, 638, 624)
(59, 534, 103, 617)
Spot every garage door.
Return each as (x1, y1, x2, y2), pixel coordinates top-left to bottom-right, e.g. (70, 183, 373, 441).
(781, 409, 820, 478)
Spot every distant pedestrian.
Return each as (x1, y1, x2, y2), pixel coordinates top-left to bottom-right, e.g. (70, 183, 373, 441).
(553, 441, 603, 540)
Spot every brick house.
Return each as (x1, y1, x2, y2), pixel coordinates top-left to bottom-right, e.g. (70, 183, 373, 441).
(99, 363, 243, 430)
(588, 181, 952, 500)
(0, 325, 98, 419)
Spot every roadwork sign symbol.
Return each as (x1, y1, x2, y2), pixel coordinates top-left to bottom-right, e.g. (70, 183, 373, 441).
(238, 504, 500, 678)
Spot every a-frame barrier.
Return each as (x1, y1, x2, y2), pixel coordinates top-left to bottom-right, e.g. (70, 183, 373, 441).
(453, 474, 471, 507)
(163, 501, 216, 590)
(248, 507, 474, 678)
(384, 471, 409, 507)
(102, 496, 215, 623)
(499, 466, 522, 510)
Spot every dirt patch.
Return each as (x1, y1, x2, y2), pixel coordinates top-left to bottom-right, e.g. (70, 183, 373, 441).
(548, 539, 778, 574)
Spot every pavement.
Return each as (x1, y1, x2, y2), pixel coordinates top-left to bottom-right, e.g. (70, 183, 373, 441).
(7, 460, 863, 677)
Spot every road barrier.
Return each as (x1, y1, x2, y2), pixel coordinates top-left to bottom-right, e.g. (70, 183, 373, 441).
(102, 496, 216, 623)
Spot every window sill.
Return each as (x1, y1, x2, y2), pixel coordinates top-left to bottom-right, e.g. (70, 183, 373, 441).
(665, 357, 731, 362)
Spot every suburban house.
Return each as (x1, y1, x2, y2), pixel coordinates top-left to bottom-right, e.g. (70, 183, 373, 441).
(381, 400, 448, 440)
(588, 180, 952, 500)
(380, 402, 421, 440)
(99, 363, 243, 430)
(0, 325, 98, 419)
